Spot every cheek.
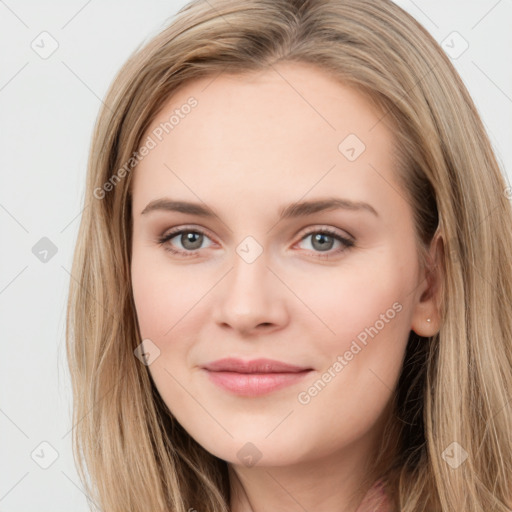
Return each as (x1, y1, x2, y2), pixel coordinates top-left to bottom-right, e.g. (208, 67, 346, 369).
(131, 255, 201, 414)
(131, 274, 170, 340)
(294, 251, 416, 419)
(131, 251, 203, 340)
(291, 271, 412, 454)
(292, 253, 412, 351)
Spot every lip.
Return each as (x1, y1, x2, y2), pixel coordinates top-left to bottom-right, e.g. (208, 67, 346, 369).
(202, 357, 311, 373)
(201, 357, 313, 396)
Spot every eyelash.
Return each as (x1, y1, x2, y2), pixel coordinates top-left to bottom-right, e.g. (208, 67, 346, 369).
(157, 225, 355, 260)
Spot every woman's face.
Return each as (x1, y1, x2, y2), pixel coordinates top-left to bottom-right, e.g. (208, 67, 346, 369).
(130, 62, 435, 469)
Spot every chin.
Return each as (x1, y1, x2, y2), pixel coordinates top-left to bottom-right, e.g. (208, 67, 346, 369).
(195, 432, 311, 468)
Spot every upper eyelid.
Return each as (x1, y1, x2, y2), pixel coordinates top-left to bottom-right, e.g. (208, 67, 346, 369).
(161, 225, 215, 240)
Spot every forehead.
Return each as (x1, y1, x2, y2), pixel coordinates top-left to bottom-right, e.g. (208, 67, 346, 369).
(131, 61, 399, 213)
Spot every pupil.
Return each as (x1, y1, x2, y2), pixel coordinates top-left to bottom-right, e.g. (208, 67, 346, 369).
(313, 233, 333, 251)
(183, 232, 202, 250)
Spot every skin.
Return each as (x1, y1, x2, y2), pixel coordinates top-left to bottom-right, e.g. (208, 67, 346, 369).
(130, 61, 441, 512)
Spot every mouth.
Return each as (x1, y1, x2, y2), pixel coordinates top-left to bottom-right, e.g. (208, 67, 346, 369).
(200, 357, 314, 396)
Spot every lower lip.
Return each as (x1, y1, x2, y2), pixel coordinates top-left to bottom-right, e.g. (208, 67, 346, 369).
(203, 369, 312, 396)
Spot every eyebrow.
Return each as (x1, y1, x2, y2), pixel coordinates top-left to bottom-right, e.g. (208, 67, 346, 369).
(141, 197, 378, 219)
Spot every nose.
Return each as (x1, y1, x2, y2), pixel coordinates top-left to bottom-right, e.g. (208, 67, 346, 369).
(211, 246, 289, 336)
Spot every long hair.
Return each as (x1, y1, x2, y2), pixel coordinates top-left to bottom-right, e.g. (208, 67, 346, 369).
(65, 0, 512, 510)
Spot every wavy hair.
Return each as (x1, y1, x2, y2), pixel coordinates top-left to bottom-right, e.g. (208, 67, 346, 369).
(65, 0, 512, 510)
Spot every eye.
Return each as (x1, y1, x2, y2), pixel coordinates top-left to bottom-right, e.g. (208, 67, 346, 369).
(157, 225, 355, 259)
(296, 228, 354, 259)
(157, 227, 213, 257)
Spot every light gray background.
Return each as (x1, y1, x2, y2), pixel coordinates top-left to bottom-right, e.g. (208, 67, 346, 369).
(1, 1, 511, 510)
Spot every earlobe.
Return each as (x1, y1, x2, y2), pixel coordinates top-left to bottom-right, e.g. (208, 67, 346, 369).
(411, 312, 439, 337)
(410, 231, 444, 337)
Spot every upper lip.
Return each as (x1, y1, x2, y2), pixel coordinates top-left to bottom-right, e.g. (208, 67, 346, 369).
(201, 357, 312, 373)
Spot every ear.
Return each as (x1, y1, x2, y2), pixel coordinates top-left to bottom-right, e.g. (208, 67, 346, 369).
(410, 230, 444, 337)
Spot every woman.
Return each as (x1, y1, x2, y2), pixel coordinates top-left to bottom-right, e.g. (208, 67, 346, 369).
(66, 0, 512, 510)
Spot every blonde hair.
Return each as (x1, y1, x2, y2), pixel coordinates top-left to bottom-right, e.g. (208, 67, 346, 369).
(65, 0, 512, 510)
